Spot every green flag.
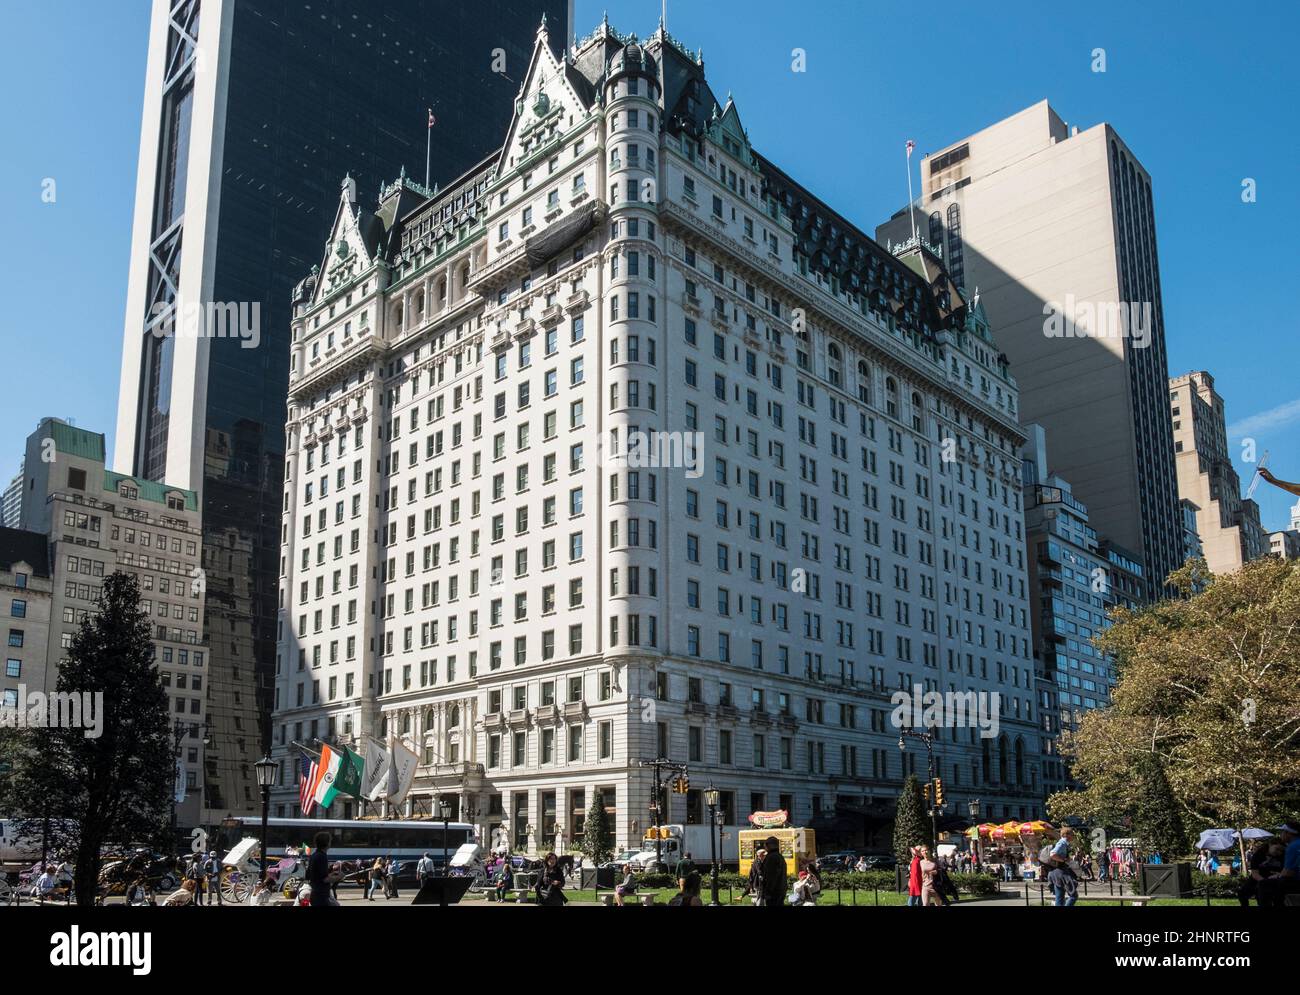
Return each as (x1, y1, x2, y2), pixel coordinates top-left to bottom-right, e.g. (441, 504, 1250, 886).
(333, 746, 365, 800)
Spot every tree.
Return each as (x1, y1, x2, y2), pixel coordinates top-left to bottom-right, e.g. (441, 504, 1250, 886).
(1050, 557, 1300, 837)
(581, 795, 614, 866)
(1132, 752, 1188, 860)
(892, 774, 929, 863)
(8, 572, 173, 906)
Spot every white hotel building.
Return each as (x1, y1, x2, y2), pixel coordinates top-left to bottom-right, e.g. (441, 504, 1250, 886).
(271, 18, 1043, 852)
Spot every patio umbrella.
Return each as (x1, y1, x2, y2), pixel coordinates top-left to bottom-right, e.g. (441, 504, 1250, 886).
(1238, 828, 1273, 841)
(1195, 829, 1236, 851)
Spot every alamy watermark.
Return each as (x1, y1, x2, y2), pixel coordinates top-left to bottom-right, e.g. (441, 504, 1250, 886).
(890, 684, 1001, 739)
(149, 297, 262, 350)
(595, 428, 704, 478)
(0, 685, 104, 739)
(1042, 295, 1152, 350)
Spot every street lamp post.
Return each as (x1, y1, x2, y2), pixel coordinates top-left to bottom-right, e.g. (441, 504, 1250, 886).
(898, 727, 939, 853)
(439, 797, 452, 871)
(704, 786, 721, 906)
(253, 756, 278, 880)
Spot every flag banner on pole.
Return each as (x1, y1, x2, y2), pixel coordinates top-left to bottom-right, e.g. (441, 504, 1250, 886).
(298, 755, 317, 816)
(361, 735, 391, 801)
(334, 747, 365, 800)
(386, 736, 419, 808)
(312, 745, 344, 809)
(428, 108, 436, 128)
(906, 139, 915, 157)
(174, 756, 187, 804)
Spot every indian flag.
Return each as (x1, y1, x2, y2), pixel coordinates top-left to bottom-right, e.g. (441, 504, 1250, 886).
(311, 745, 365, 810)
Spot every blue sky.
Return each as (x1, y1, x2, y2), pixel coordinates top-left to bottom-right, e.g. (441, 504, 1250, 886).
(2, 0, 1297, 531)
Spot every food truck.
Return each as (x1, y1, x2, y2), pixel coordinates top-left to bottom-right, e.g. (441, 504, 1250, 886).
(737, 811, 816, 877)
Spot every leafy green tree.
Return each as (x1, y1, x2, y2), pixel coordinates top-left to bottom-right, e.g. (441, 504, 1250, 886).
(1050, 557, 1300, 835)
(581, 795, 614, 866)
(892, 774, 929, 863)
(8, 572, 173, 905)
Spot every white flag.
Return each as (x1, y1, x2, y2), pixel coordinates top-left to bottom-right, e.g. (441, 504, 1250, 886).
(361, 735, 391, 802)
(386, 735, 419, 808)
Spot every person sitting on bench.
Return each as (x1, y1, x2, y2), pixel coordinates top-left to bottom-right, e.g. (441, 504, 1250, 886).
(614, 865, 638, 906)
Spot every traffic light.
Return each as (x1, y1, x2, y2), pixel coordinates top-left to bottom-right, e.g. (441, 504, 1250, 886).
(934, 778, 945, 808)
(922, 781, 932, 805)
(672, 775, 690, 794)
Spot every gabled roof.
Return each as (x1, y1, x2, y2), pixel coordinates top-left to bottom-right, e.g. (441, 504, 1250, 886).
(496, 20, 594, 178)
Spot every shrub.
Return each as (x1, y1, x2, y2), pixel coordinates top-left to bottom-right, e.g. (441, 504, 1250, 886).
(950, 872, 1000, 896)
(1190, 870, 1239, 899)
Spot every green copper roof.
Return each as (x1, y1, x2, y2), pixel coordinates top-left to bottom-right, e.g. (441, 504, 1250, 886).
(47, 420, 105, 463)
(103, 471, 198, 512)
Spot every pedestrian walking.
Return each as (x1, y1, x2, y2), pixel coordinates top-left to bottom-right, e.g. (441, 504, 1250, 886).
(918, 845, 942, 906)
(1048, 862, 1078, 906)
(417, 851, 436, 889)
(204, 851, 223, 906)
(756, 836, 788, 907)
(907, 845, 923, 906)
(185, 854, 205, 907)
(674, 851, 697, 891)
(306, 832, 336, 907)
(366, 857, 384, 901)
(385, 856, 400, 898)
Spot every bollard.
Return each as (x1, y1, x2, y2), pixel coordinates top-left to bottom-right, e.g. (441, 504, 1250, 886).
(874, 885, 879, 906)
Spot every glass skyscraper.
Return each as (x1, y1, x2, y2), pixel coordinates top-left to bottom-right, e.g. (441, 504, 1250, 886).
(115, 0, 569, 821)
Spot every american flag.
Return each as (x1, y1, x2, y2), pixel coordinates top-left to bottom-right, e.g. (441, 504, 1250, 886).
(298, 754, 317, 816)
(428, 108, 436, 129)
(905, 139, 916, 157)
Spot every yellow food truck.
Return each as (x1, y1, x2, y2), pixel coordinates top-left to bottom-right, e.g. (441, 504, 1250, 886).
(738, 825, 816, 878)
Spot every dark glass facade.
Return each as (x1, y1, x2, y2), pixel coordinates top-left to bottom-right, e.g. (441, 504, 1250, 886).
(143, 0, 568, 817)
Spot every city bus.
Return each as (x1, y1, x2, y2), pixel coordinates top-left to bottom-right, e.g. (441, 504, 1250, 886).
(216, 817, 475, 884)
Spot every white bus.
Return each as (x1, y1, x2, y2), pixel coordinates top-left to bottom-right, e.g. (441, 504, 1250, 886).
(217, 817, 475, 883)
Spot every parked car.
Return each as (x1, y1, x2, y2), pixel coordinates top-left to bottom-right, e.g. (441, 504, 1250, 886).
(815, 850, 863, 871)
(599, 849, 645, 870)
(860, 853, 897, 871)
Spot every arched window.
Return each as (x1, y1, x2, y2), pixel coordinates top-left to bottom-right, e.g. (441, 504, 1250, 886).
(857, 360, 871, 404)
(928, 211, 943, 248)
(885, 377, 898, 418)
(381, 716, 389, 737)
(438, 278, 447, 304)
(424, 709, 436, 731)
(911, 391, 924, 432)
(827, 343, 842, 387)
(392, 303, 404, 330)
(414, 291, 425, 317)
(401, 713, 412, 735)
(1015, 737, 1026, 785)
(449, 704, 460, 728)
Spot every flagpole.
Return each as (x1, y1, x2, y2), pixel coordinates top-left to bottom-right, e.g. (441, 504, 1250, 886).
(905, 141, 918, 244)
(425, 108, 432, 190)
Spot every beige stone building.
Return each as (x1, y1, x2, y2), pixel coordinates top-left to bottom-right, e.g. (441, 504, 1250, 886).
(16, 418, 209, 826)
(1168, 372, 1266, 575)
(0, 528, 53, 711)
(877, 101, 1183, 600)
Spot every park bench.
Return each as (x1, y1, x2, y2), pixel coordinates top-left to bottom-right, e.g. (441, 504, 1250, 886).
(596, 889, 656, 906)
